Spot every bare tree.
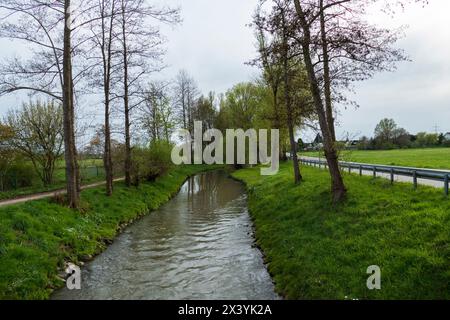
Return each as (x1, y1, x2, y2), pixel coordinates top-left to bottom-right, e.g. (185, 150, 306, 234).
(117, 0, 180, 187)
(173, 70, 199, 134)
(86, 0, 120, 196)
(289, 0, 426, 202)
(0, 0, 97, 208)
(277, 2, 302, 183)
(141, 81, 173, 142)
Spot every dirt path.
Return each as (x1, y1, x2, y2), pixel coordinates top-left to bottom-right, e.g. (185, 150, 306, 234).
(0, 178, 125, 208)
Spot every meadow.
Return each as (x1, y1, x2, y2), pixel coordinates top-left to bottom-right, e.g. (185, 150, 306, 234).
(302, 148, 450, 170)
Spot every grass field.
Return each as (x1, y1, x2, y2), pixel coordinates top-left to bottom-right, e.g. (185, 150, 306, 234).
(0, 164, 220, 299)
(233, 162, 450, 299)
(302, 148, 450, 170)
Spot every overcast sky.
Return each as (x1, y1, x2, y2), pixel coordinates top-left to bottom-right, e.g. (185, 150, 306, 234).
(1, 0, 449, 143)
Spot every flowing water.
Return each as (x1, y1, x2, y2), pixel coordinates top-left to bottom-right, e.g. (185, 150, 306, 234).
(52, 171, 279, 300)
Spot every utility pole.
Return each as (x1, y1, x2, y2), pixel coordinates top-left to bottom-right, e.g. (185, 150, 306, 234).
(433, 124, 440, 134)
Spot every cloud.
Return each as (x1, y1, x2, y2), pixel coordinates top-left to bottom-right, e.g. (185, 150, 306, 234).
(1, 0, 449, 139)
(337, 0, 450, 138)
(156, 0, 260, 94)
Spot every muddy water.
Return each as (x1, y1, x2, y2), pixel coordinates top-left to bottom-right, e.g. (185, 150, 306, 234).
(52, 171, 279, 300)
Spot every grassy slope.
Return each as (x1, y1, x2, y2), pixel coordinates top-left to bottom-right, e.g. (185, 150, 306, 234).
(302, 148, 450, 170)
(0, 165, 220, 300)
(233, 162, 449, 299)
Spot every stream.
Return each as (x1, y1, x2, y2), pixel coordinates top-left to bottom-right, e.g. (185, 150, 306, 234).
(52, 171, 279, 300)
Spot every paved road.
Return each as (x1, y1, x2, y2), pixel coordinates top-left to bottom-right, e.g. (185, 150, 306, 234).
(300, 156, 449, 189)
(0, 178, 125, 208)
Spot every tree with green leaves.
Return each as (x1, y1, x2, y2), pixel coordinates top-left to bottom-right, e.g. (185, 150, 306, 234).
(3, 100, 64, 186)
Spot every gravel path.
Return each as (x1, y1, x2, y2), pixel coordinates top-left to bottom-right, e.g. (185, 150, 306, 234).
(0, 178, 125, 208)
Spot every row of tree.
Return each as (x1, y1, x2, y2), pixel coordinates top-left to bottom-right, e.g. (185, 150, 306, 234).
(0, 67, 222, 193)
(0, 0, 428, 206)
(0, 0, 180, 208)
(358, 118, 450, 150)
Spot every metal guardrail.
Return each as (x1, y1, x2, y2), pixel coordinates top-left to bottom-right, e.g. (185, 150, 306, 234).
(299, 158, 450, 196)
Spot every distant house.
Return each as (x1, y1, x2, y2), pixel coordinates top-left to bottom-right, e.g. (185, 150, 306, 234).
(444, 132, 450, 141)
(345, 140, 361, 150)
(313, 134, 324, 145)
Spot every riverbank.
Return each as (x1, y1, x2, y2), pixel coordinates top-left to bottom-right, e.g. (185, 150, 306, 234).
(0, 165, 222, 299)
(232, 162, 450, 299)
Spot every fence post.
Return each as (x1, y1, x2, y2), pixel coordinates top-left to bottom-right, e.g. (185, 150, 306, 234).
(373, 167, 376, 179)
(348, 165, 351, 174)
(359, 165, 362, 176)
(390, 168, 394, 185)
(413, 171, 418, 190)
(444, 174, 449, 197)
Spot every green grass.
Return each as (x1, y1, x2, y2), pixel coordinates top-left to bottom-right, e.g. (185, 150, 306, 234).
(232, 162, 450, 299)
(302, 148, 450, 170)
(0, 164, 221, 300)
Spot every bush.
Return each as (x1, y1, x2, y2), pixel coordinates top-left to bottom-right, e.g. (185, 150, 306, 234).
(131, 141, 174, 185)
(111, 143, 126, 176)
(0, 161, 35, 191)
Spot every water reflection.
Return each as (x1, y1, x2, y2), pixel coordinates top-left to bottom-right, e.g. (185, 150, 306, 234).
(52, 171, 279, 300)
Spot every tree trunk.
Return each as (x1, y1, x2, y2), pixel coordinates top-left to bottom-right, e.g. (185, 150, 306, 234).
(294, 0, 346, 202)
(63, 0, 80, 208)
(272, 86, 288, 162)
(320, 0, 336, 142)
(182, 87, 187, 129)
(104, 98, 113, 196)
(281, 10, 301, 184)
(123, 58, 132, 188)
(122, 0, 132, 187)
(103, 0, 114, 196)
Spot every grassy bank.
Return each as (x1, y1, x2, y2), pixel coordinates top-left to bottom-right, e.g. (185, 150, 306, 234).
(302, 148, 450, 170)
(232, 162, 449, 299)
(0, 165, 220, 300)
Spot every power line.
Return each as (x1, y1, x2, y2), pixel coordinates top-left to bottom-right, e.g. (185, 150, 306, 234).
(433, 124, 440, 134)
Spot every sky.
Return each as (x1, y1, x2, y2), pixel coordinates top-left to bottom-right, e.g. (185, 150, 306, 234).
(1, 0, 449, 143)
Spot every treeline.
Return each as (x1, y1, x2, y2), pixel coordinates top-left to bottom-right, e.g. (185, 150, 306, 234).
(0, 0, 181, 207)
(358, 118, 450, 150)
(0, 0, 428, 207)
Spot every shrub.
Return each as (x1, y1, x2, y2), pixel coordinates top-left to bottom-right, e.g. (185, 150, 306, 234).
(131, 141, 174, 185)
(111, 143, 126, 176)
(0, 161, 35, 191)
